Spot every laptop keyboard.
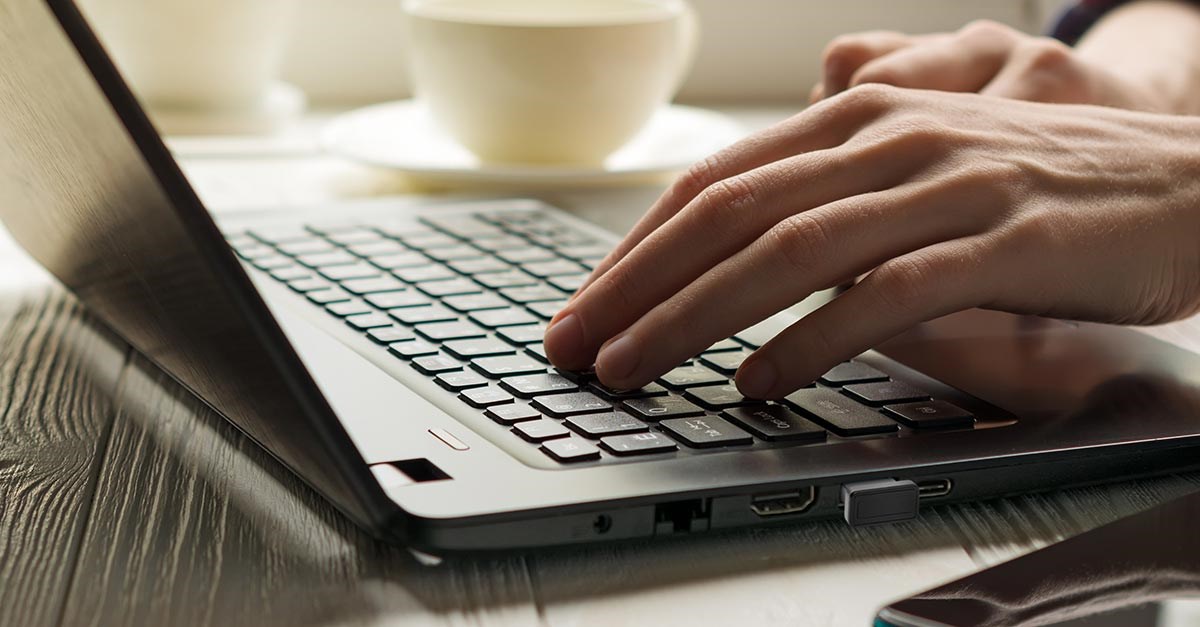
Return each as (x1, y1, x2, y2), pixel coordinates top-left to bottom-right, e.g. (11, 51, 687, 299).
(226, 207, 978, 466)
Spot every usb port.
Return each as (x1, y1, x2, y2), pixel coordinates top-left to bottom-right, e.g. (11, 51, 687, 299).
(917, 479, 952, 499)
(749, 487, 816, 517)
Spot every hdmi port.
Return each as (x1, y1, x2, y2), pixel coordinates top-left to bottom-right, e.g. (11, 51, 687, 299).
(917, 479, 953, 499)
(750, 487, 816, 517)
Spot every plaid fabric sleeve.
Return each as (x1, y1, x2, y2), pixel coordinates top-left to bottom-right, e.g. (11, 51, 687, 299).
(1050, 0, 1128, 45)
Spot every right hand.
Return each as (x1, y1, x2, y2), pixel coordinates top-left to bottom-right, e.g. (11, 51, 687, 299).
(809, 20, 1166, 112)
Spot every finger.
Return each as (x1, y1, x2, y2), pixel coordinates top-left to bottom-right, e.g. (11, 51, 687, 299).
(980, 38, 1086, 104)
(820, 31, 916, 97)
(735, 237, 995, 398)
(809, 82, 825, 104)
(591, 182, 995, 390)
(556, 86, 896, 319)
(849, 21, 1018, 93)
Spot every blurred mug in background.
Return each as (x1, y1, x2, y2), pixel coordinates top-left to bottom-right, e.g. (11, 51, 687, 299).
(77, 0, 304, 134)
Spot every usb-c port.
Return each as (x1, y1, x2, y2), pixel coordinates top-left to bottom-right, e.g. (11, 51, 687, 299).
(917, 479, 952, 499)
(749, 487, 816, 517)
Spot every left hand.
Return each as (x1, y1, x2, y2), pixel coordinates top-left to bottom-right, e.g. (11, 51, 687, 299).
(542, 85, 1200, 399)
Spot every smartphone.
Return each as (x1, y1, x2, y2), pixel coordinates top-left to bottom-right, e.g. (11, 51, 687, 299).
(876, 489, 1200, 627)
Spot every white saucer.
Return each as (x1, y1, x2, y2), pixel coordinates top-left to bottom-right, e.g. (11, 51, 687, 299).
(320, 100, 747, 187)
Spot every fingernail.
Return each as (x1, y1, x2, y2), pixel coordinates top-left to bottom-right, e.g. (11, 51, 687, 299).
(544, 314, 584, 363)
(597, 335, 640, 382)
(737, 359, 777, 399)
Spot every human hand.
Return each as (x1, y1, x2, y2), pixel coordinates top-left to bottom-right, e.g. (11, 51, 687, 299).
(543, 85, 1200, 398)
(810, 20, 1166, 112)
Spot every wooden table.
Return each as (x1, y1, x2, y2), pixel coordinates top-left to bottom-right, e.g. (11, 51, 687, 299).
(3, 109, 1200, 627)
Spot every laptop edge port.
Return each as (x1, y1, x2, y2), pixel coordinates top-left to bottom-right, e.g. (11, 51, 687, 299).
(917, 479, 953, 499)
(749, 487, 817, 517)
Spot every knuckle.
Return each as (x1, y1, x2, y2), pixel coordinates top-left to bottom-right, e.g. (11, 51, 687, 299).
(822, 35, 872, 70)
(598, 261, 645, 315)
(851, 62, 906, 89)
(1014, 38, 1075, 73)
(696, 174, 761, 223)
(871, 255, 939, 317)
(672, 153, 725, 205)
(957, 19, 1016, 42)
(765, 213, 831, 273)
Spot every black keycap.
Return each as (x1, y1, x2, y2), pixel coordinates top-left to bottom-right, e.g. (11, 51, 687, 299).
(459, 385, 515, 408)
(411, 354, 462, 375)
(842, 381, 929, 406)
(470, 308, 539, 329)
(390, 305, 458, 325)
(435, 370, 489, 391)
(497, 248, 557, 264)
(278, 239, 335, 256)
(366, 326, 415, 345)
(660, 365, 727, 389)
(588, 381, 669, 400)
(783, 388, 898, 436)
(600, 432, 677, 456)
(512, 419, 571, 443)
(623, 397, 705, 421)
(368, 252, 429, 270)
(722, 405, 827, 442)
(416, 320, 487, 342)
(500, 373, 578, 398)
(345, 312, 393, 331)
(820, 361, 889, 386)
(417, 278, 483, 298)
(424, 245, 484, 262)
(699, 351, 749, 375)
(497, 324, 547, 345)
(367, 291, 429, 309)
(499, 285, 564, 304)
(319, 263, 381, 282)
(540, 438, 602, 462)
(448, 257, 510, 275)
(387, 340, 440, 359)
(306, 288, 352, 305)
(704, 339, 743, 353)
(341, 276, 407, 295)
(565, 412, 648, 438)
(289, 277, 333, 293)
(485, 403, 542, 425)
(556, 368, 596, 384)
(660, 415, 753, 448)
(527, 300, 568, 320)
(443, 337, 516, 359)
(684, 384, 752, 409)
(394, 265, 457, 284)
(525, 343, 549, 363)
(531, 392, 611, 417)
(269, 266, 313, 282)
(884, 400, 975, 429)
(475, 271, 539, 289)
(473, 354, 548, 378)
(443, 293, 509, 312)
(297, 250, 358, 268)
(326, 299, 374, 318)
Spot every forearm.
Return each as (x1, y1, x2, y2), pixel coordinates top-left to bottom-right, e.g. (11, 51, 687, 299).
(1076, 0, 1200, 114)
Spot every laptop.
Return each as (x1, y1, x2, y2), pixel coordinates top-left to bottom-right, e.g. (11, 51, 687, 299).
(6, 0, 1200, 553)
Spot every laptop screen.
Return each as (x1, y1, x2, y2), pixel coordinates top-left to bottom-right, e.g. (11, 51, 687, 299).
(0, 0, 389, 530)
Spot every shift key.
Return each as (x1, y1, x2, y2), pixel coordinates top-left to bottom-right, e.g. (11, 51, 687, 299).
(783, 388, 898, 436)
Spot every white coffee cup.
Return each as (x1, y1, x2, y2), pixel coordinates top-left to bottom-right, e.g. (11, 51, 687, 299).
(77, 0, 296, 111)
(402, 0, 698, 165)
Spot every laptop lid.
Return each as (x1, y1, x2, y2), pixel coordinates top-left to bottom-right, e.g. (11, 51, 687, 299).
(0, 0, 394, 532)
